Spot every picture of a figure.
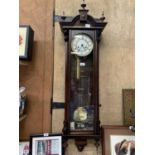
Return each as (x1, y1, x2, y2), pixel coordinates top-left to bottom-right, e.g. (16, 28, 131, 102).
(19, 142, 29, 155)
(33, 138, 60, 155)
(115, 139, 135, 155)
(110, 135, 135, 155)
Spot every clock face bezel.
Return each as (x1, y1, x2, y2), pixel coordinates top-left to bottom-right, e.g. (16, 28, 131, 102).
(71, 34, 94, 57)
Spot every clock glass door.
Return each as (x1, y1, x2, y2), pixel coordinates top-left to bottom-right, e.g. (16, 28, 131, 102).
(69, 32, 94, 132)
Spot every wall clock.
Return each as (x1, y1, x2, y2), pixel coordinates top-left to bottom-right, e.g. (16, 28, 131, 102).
(56, 0, 107, 151)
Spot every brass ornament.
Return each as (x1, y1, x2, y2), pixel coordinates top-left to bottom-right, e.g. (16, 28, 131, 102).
(73, 107, 87, 121)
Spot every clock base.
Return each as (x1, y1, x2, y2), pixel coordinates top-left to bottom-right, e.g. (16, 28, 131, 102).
(62, 134, 101, 152)
(75, 138, 87, 152)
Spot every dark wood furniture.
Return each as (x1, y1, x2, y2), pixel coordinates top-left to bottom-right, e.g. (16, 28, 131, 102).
(57, 1, 107, 151)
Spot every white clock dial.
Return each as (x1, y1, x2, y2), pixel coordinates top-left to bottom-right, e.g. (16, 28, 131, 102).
(71, 34, 94, 57)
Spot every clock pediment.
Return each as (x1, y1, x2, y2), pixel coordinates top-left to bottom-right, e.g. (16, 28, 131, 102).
(60, 14, 107, 28)
(58, 2, 107, 41)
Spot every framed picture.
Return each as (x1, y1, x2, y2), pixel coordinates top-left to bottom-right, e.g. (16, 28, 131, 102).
(102, 125, 135, 155)
(122, 89, 135, 126)
(19, 141, 30, 155)
(30, 134, 62, 155)
(19, 25, 34, 60)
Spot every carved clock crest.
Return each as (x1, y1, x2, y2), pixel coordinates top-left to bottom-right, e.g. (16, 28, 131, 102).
(55, 0, 107, 151)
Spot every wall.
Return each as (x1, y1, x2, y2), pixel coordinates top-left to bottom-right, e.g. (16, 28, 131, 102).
(19, 0, 135, 153)
(52, 0, 135, 154)
(19, 0, 54, 140)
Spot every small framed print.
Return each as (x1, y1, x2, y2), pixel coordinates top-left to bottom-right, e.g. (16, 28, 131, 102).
(122, 89, 135, 126)
(19, 25, 34, 60)
(30, 134, 62, 155)
(102, 125, 135, 155)
(19, 141, 30, 155)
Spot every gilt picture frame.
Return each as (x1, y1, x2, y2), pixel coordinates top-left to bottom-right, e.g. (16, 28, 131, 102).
(29, 134, 62, 155)
(102, 125, 135, 155)
(19, 25, 34, 60)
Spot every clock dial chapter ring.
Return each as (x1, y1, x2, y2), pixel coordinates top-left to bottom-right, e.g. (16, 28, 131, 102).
(71, 34, 94, 57)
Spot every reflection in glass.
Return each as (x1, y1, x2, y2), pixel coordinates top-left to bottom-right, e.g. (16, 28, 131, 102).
(70, 53, 94, 131)
(37, 141, 45, 155)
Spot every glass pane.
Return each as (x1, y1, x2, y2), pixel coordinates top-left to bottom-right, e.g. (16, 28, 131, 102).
(69, 54, 94, 131)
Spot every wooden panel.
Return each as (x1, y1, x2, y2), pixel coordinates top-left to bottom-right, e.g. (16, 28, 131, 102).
(19, 0, 54, 140)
